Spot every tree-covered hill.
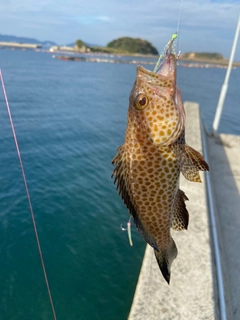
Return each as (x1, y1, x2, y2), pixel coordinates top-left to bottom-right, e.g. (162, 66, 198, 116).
(106, 37, 158, 55)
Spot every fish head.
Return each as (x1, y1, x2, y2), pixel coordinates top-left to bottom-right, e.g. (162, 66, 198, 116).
(128, 53, 185, 146)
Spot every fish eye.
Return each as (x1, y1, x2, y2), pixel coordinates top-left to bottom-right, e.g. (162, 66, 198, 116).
(134, 94, 149, 110)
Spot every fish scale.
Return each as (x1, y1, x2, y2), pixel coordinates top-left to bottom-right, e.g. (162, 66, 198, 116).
(112, 43, 209, 283)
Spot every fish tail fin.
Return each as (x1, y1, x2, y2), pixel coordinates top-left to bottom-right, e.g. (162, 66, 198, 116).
(154, 238, 178, 284)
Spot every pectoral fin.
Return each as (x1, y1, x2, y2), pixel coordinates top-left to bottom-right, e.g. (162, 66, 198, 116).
(172, 144, 209, 182)
(171, 189, 189, 231)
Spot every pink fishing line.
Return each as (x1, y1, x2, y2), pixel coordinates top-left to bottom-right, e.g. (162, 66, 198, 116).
(0, 69, 57, 320)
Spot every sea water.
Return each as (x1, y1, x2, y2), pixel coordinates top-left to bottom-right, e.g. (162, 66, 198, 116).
(0, 49, 239, 320)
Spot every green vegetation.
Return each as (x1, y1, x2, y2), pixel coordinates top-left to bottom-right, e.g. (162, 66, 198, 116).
(89, 37, 158, 55)
(75, 39, 87, 49)
(106, 37, 158, 55)
(180, 52, 225, 61)
(90, 46, 124, 54)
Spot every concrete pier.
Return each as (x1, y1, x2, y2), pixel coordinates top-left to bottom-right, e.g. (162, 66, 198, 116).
(128, 102, 217, 320)
(128, 101, 240, 319)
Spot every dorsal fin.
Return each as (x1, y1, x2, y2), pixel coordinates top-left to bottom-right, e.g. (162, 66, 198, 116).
(111, 145, 135, 214)
(171, 144, 209, 182)
(112, 145, 158, 250)
(171, 189, 189, 231)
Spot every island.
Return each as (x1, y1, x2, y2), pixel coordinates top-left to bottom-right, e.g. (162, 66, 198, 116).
(49, 37, 240, 67)
(94, 37, 159, 55)
(1, 34, 239, 67)
(50, 37, 158, 55)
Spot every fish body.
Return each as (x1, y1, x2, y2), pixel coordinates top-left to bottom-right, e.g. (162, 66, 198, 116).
(112, 45, 209, 283)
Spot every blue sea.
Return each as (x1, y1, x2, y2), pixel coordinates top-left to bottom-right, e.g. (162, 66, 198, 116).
(0, 49, 239, 320)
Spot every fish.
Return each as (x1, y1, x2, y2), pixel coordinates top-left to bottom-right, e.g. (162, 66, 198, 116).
(111, 37, 209, 284)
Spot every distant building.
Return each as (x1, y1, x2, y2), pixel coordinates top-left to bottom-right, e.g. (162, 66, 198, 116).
(49, 45, 90, 53)
(74, 44, 91, 53)
(50, 46, 73, 52)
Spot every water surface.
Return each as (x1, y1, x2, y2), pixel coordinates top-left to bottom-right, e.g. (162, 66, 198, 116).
(0, 50, 239, 320)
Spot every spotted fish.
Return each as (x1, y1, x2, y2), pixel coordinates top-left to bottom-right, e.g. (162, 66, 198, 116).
(111, 39, 209, 284)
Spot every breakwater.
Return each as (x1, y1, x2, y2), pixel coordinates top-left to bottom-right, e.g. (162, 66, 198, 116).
(0, 42, 41, 49)
(53, 55, 237, 69)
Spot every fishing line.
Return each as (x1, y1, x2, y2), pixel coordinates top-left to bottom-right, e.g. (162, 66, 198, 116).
(0, 70, 57, 320)
(153, 0, 184, 73)
(153, 34, 177, 73)
(176, 0, 184, 53)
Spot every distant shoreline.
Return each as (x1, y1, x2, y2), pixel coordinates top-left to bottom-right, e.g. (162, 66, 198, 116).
(1, 43, 239, 66)
(123, 53, 240, 66)
(0, 41, 41, 49)
(179, 57, 240, 67)
(52, 54, 238, 69)
(88, 51, 240, 66)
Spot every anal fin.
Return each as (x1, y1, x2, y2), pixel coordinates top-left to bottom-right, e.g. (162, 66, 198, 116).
(132, 213, 158, 251)
(172, 189, 189, 231)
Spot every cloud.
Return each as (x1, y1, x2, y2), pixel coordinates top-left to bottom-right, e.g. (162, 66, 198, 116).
(0, 0, 240, 56)
(96, 16, 112, 22)
(71, 15, 113, 25)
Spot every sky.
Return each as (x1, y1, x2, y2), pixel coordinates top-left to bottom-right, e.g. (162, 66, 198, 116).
(0, 0, 240, 58)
